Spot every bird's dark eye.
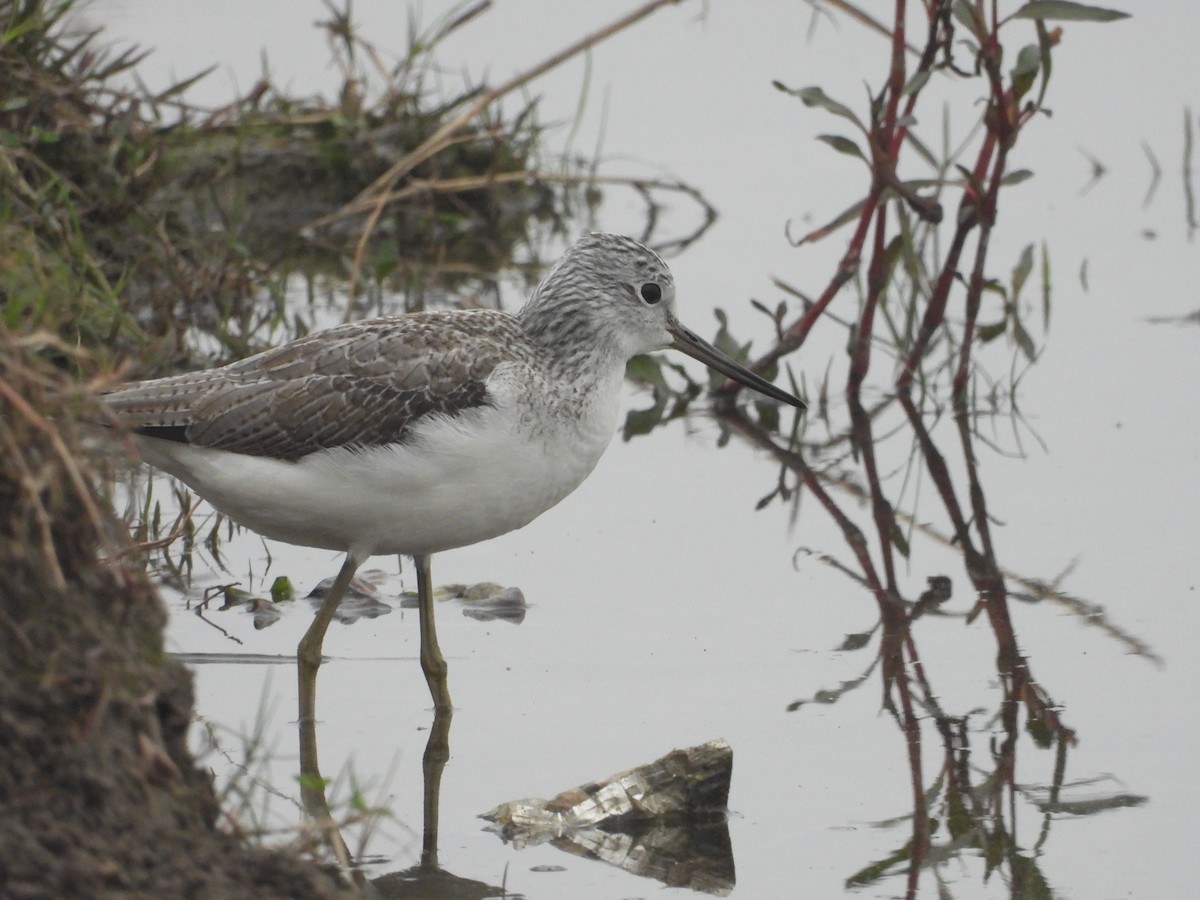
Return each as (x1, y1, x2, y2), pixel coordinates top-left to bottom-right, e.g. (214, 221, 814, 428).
(640, 282, 662, 304)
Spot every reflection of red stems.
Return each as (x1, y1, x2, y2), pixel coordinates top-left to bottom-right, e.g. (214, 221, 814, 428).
(848, 196, 935, 873)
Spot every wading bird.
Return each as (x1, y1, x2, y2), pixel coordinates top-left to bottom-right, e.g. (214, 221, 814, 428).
(105, 233, 805, 712)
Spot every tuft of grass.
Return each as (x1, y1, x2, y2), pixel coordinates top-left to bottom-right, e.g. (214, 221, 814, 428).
(0, 0, 580, 374)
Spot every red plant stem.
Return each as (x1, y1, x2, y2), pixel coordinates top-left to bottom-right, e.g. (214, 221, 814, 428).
(728, 0, 956, 392)
(806, 470, 888, 608)
(868, 6, 935, 881)
(954, 134, 1009, 399)
(896, 658, 929, 896)
(729, 200, 878, 384)
(896, 31, 1003, 396)
(848, 207, 900, 594)
(883, 0, 907, 137)
(954, 158, 1008, 423)
(716, 408, 889, 611)
(895, 182, 978, 395)
(889, 2, 945, 160)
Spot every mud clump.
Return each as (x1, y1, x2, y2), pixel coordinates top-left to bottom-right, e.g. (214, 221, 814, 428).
(0, 336, 346, 899)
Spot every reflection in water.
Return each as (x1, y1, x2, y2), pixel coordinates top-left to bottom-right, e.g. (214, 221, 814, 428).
(366, 708, 495, 899)
(692, 388, 1156, 895)
(297, 666, 355, 881)
(371, 864, 507, 900)
(210, 575, 527, 631)
(400, 582, 528, 625)
(297, 645, 736, 897)
(297, 667, 739, 897)
(178, 574, 532, 892)
(541, 820, 733, 896)
(297, 656, 503, 897)
(483, 739, 735, 895)
(716, 376, 1088, 892)
(610, 5, 1158, 896)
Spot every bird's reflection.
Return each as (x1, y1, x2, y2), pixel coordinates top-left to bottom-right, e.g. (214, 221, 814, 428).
(368, 703, 512, 899)
(288, 575, 525, 885)
(297, 657, 503, 896)
(296, 659, 358, 879)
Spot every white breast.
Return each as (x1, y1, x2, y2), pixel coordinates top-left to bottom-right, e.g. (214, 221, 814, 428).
(134, 359, 626, 559)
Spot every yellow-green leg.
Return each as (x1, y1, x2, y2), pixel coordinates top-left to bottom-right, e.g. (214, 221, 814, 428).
(297, 553, 359, 726)
(414, 553, 452, 710)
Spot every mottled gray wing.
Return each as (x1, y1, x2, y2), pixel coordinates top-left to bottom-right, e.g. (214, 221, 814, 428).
(104, 311, 524, 461)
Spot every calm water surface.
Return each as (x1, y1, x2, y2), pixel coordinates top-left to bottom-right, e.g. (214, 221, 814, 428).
(93, 2, 1198, 897)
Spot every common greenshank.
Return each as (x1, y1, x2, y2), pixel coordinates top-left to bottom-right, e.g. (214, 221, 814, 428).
(105, 233, 804, 711)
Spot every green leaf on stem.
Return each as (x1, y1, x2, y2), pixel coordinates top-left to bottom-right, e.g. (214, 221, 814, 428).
(1011, 44, 1041, 101)
(816, 133, 867, 161)
(787, 195, 869, 245)
(1041, 240, 1053, 329)
(1013, 318, 1037, 361)
(772, 82, 865, 130)
(952, 0, 983, 39)
(1011, 243, 1035, 301)
(902, 69, 931, 97)
(978, 319, 1008, 343)
(954, 163, 985, 198)
(1034, 20, 1056, 107)
(981, 278, 1007, 299)
(839, 631, 874, 652)
(881, 234, 906, 284)
(903, 130, 939, 170)
(753, 397, 781, 433)
(1011, 1, 1130, 22)
(1001, 168, 1035, 185)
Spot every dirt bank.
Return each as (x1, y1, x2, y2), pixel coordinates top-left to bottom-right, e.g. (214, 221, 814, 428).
(0, 336, 348, 899)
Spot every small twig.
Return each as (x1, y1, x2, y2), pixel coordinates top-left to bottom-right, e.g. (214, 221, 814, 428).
(114, 499, 196, 559)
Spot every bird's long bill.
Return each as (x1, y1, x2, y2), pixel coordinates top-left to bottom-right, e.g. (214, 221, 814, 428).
(667, 318, 806, 410)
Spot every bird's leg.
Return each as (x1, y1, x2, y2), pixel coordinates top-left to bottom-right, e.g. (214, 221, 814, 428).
(414, 553, 452, 710)
(297, 553, 360, 726)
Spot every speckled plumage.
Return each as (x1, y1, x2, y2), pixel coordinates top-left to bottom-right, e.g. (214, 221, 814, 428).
(105, 234, 684, 465)
(105, 311, 526, 462)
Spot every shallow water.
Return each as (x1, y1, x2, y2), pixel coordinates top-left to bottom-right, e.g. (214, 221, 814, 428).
(93, 2, 1199, 897)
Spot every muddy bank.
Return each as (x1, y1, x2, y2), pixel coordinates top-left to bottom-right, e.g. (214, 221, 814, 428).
(0, 337, 348, 899)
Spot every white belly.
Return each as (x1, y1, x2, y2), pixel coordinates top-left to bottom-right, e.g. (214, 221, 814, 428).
(134, 372, 622, 559)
